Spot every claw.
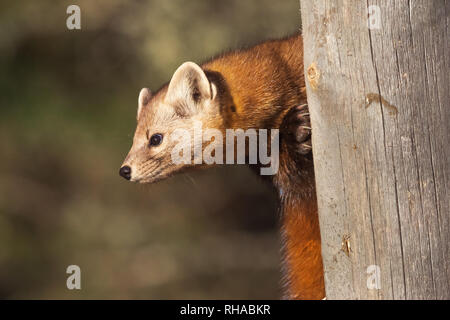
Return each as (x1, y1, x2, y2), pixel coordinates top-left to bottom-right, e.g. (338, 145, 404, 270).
(282, 104, 313, 156)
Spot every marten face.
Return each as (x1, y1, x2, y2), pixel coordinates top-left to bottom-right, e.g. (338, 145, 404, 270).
(120, 62, 223, 183)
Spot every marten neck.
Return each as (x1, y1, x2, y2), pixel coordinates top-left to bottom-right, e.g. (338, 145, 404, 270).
(202, 34, 305, 131)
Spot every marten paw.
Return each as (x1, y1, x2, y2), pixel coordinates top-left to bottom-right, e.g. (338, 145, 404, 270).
(281, 104, 312, 156)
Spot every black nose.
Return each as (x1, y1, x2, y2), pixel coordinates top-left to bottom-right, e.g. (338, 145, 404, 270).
(119, 166, 132, 180)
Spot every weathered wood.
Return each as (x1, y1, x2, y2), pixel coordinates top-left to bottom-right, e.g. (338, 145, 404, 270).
(300, 0, 449, 299)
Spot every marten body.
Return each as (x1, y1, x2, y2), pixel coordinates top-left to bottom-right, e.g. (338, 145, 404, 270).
(120, 33, 325, 299)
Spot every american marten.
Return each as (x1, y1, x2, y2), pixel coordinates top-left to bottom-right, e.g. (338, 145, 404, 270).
(119, 33, 325, 300)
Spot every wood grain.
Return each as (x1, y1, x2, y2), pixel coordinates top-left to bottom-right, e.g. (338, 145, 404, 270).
(300, 0, 449, 299)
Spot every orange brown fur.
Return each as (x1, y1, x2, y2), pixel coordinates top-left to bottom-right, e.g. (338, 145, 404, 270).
(275, 131, 325, 299)
(202, 34, 306, 130)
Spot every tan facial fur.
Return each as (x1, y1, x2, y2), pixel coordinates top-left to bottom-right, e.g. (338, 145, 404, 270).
(121, 62, 222, 183)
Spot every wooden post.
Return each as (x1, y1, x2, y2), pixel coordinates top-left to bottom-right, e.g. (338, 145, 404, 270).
(300, 0, 449, 299)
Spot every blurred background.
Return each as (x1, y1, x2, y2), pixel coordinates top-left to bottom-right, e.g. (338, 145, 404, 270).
(0, 0, 301, 299)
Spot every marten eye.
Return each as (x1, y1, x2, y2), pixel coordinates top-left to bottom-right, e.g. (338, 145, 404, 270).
(149, 133, 163, 147)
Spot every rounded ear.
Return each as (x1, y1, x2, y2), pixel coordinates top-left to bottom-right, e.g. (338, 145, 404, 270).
(165, 62, 212, 105)
(137, 88, 151, 121)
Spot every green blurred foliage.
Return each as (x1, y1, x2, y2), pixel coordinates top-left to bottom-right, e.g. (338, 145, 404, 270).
(0, 0, 301, 298)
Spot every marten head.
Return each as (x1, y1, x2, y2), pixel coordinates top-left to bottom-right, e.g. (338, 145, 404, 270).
(119, 62, 225, 183)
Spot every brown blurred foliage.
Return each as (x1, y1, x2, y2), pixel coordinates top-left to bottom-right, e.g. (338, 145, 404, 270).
(0, 0, 301, 298)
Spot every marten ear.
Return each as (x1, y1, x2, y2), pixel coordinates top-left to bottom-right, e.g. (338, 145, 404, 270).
(137, 88, 151, 121)
(165, 62, 213, 107)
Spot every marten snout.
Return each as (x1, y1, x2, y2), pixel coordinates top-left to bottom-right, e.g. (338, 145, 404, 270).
(119, 166, 132, 180)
